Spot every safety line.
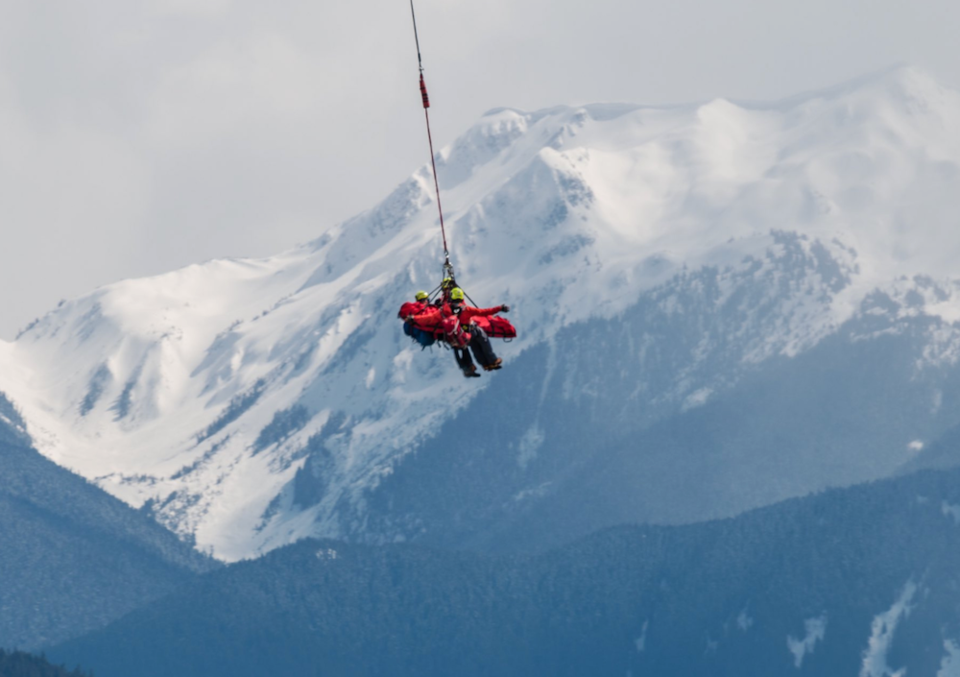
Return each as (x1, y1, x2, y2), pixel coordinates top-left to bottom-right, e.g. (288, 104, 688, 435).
(409, 0, 451, 271)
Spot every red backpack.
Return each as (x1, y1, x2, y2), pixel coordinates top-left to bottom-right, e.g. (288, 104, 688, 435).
(473, 315, 517, 339)
(441, 315, 471, 348)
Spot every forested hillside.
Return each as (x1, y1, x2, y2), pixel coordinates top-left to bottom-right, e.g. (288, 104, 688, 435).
(51, 466, 960, 677)
(0, 650, 91, 677)
(0, 394, 217, 649)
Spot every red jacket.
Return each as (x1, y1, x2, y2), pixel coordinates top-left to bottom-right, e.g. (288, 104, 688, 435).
(410, 304, 502, 328)
(402, 303, 447, 343)
(398, 300, 430, 320)
(455, 304, 504, 327)
(411, 303, 505, 348)
(408, 304, 445, 329)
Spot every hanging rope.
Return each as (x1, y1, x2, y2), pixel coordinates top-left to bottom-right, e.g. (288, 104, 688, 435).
(409, 0, 454, 282)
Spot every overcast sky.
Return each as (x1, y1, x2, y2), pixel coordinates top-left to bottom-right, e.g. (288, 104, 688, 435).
(1, 0, 958, 339)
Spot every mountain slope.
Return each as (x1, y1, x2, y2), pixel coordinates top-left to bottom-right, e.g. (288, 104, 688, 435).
(4, 66, 960, 559)
(372, 273, 960, 553)
(49, 466, 960, 677)
(0, 395, 217, 649)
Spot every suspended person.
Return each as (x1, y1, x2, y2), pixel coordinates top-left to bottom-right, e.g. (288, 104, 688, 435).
(398, 290, 429, 316)
(446, 288, 508, 375)
(398, 291, 440, 348)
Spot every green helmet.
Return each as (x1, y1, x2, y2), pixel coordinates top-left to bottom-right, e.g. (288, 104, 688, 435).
(450, 287, 465, 302)
(415, 290, 429, 301)
(441, 277, 454, 289)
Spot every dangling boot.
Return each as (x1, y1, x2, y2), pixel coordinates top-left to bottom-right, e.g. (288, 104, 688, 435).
(482, 358, 503, 371)
(463, 364, 481, 378)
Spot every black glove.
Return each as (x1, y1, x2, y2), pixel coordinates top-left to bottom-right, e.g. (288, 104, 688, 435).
(500, 304, 510, 313)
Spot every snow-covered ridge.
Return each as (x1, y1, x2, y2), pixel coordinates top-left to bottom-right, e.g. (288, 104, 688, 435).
(4, 66, 960, 560)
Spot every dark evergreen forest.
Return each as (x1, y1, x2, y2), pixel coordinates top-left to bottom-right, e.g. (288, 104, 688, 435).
(0, 396, 217, 649)
(49, 467, 960, 677)
(0, 650, 91, 677)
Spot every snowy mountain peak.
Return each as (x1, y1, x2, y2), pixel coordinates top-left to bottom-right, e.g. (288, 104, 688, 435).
(4, 68, 960, 560)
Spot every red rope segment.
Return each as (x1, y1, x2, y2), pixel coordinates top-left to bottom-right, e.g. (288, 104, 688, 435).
(419, 73, 430, 108)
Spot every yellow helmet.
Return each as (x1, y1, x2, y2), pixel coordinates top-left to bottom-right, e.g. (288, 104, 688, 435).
(415, 290, 429, 301)
(450, 287, 465, 302)
(441, 277, 454, 289)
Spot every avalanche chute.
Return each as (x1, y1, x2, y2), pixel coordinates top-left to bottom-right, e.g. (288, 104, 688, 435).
(399, 0, 516, 378)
